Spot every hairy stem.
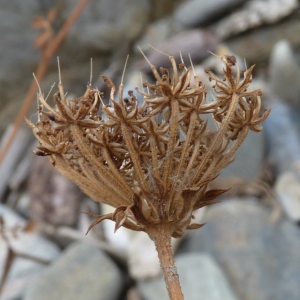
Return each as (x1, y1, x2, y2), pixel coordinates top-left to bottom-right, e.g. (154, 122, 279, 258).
(149, 226, 184, 300)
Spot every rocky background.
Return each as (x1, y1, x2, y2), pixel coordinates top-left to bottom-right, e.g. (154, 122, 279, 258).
(1, 0, 300, 299)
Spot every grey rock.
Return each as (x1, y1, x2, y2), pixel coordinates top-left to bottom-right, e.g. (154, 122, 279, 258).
(214, 0, 298, 39)
(14, 192, 31, 219)
(269, 40, 300, 107)
(29, 156, 82, 227)
(266, 99, 300, 221)
(127, 231, 181, 280)
(224, 17, 300, 65)
(275, 171, 300, 222)
(139, 29, 219, 73)
(0, 204, 60, 300)
(181, 198, 300, 300)
(134, 17, 183, 53)
(220, 130, 265, 180)
(264, 100, 300, 175)
(63, 0, 151, 53)
(138, 253, 238, 300)
(0, 1, 41, 119)
(24, 242, 123, 300)
(149, 0, 180, 19)
(0, 126, 34, 200)
(174, 0, 247, 28)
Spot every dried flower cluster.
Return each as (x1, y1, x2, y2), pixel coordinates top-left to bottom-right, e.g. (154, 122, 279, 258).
(26, 54, 269, 237)
(26, 53, 269, 299)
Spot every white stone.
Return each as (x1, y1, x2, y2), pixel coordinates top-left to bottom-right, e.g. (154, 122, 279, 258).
(275, 171, 300, 221)
(0, 205, 60, 300)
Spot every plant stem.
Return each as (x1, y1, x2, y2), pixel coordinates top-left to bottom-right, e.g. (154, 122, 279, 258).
(149, 226, 184, 300)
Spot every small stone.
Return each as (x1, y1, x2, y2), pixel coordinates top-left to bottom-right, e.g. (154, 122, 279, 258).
(63, 0, 151, 53)
(0, 204, 60, 300)
(150, 0, 180, 19)
(134, 17, 183, 54)
(0, 0, 40, 121)
(127, 232, 181, 280)
(269, 40, 300, 107)
(264, 100, 300, 175)
(101, 204, 181, 280)
(181, 198, 300, 300)
(0, 125, 33, 199)
(138, 253, 238, 300)
(174, 0, 247, 28)
(220, 130, 265, 180)
(275, 171, 300, 221)
(29, 156, 82, 227)
(139, 29, 219, 73)
(224, 17, 300, 65)
(101, 203, 205, 281)
(24, 242, 123, 300)
(214, 0, 298, 39)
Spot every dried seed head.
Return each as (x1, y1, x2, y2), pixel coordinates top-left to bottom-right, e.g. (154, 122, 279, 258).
(27, 54, 270, 238)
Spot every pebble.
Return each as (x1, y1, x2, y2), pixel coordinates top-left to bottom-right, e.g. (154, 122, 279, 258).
(0, 0, 40, 117)
(150, 0, 180, 19)
(264, 100, 300, 175)
(138, 29, 219, 73)
(214, 0, 298, 39)
(219, 130, 265, 180)
(127, 231, 182, 280)
(0, 126, 34, 200)
(138, 253, 238, 300)
(180, 197, 300, 300)
(224, 17, 300, 65)
(29, 156, 82, 227)
(275, 171, 300, 222)
(269, 40, 300, 107)
(174, 0, 247, 28)
(134, 17, 183, 53)
(24, 242, 123, 300)
(101, 204, 181, 280)
(0, 204, 60, 300)
(63, 0, 151, 53)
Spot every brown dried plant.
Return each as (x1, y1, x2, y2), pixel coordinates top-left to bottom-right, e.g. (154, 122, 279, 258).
(26, 53, 270, 300)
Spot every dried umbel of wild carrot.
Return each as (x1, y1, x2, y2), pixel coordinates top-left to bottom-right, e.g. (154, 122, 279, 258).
(26, 53, 269, 300)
